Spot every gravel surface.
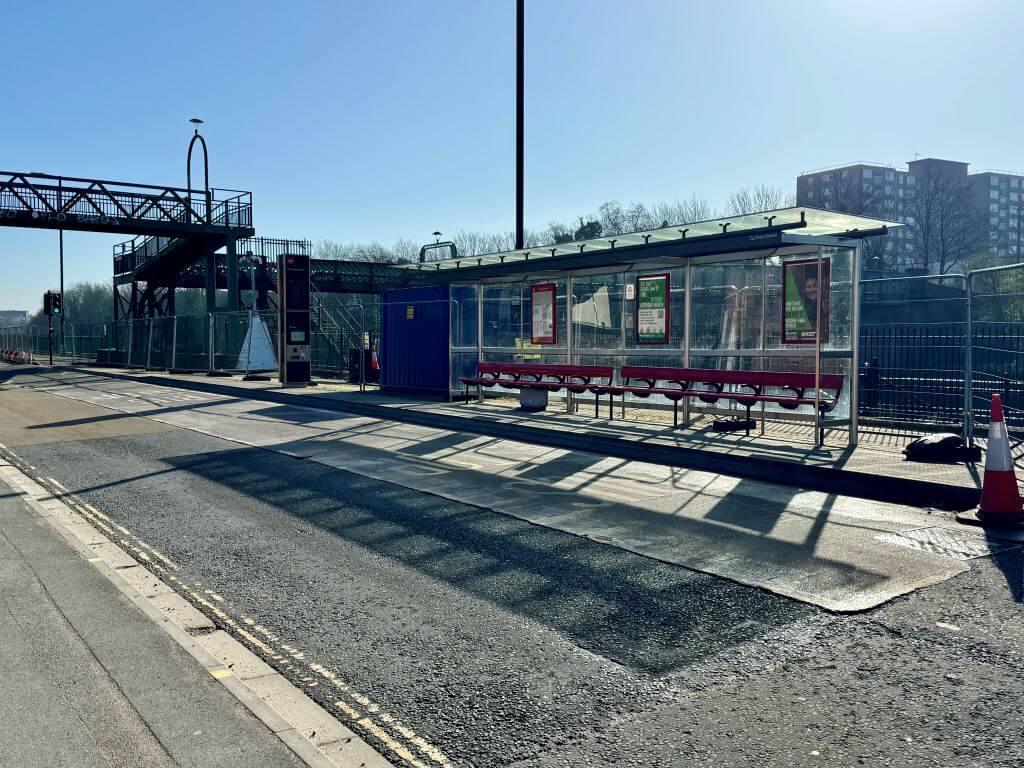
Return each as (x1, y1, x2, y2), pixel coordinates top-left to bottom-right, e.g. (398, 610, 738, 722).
(3, 377, 1023, 767)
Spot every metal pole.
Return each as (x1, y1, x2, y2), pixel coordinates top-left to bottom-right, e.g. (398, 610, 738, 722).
(171, 315, 178, 371)
(146, 317, 153, 370)
(849, 244, 861, 447)
(514, 0, 525, 250)
(760, 256, 767, 435)
(566, 275, 574, 413)
(682, 261, 692, 426)
(126, 318, 133, 366)
(48, 308, 53, 366)
(964, 271, 974, 447)
(814, 247, 823, 446)
(208, 312, 214, 373)
(59, 229, 65, 356)
(476, 285, 484, 402)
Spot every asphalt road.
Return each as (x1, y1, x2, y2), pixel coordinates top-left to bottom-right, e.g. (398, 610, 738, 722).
(1, 368, 1022, 767)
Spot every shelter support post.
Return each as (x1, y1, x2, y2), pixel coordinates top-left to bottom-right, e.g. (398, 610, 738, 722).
(964, 272, 974, 447)
(849, 245, 861, 447)
(476, 284, 484, 403)
(813, 246, 823, 446)
(682, 262, 692, 427)
(566, 275, 574, 413)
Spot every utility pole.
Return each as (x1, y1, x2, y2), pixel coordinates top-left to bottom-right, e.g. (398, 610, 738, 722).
(514, 0, 525, 250)
(59, 228, 65, 355)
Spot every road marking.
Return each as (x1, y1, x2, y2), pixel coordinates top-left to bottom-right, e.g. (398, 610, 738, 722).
(0, 445, 452, 768)
(210, 668, 234, 679)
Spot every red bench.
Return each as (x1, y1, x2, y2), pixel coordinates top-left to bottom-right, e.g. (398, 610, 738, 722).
(594, 366, 844, 437)
(459, 362, 614, 413)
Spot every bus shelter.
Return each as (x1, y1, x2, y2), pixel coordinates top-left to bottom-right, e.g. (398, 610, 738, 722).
(382, 207, 900, 447)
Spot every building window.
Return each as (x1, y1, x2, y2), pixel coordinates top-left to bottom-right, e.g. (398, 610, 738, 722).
(885, 171, 894, 181)
(863, 169, 873, 179)
(992, 176, 1000, 187)
(884, 185, 893, 194)
(906, 176, 915, 186)
(991, 204, 999, 213)
(1011, 178, 1020, 188)
(991, 190, 1000, 199)
(1011, 192, 1019, 202)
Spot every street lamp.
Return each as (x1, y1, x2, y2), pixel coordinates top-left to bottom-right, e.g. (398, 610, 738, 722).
(186, 118, 210, 224)
(433, 230, 442, 244)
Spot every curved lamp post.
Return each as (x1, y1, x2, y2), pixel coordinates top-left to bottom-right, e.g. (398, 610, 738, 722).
(186, 118, 211, 224)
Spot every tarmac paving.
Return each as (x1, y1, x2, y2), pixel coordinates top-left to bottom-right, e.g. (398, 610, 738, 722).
(0, 366, 989, 611)
(2, 364, 1023, 767)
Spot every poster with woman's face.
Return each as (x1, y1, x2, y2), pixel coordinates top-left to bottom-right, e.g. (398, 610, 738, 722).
(782, 258, 830, 344)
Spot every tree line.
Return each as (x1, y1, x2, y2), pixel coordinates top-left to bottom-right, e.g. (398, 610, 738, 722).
(314, 185, 794, 264)
(23, 184, 795, 322)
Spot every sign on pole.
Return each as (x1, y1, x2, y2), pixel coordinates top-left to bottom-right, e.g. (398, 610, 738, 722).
(782, 257, 830, 344)
(530, 283, 556, 344)
(636, 273, 669, 344)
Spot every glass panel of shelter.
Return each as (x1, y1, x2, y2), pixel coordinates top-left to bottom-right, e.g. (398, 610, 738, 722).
(450, 244, 859, 443)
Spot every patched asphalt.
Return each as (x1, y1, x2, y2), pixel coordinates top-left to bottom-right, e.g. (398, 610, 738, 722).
(2, 377, 1023, 767)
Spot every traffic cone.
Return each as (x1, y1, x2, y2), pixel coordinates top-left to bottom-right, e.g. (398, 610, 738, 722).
(370, 343, 379, 371)
(957, 393, 1023, 528)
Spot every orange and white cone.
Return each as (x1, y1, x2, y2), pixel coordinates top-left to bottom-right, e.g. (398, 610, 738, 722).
(370, 343, 379, 371)
(958, 393, 1023, 528)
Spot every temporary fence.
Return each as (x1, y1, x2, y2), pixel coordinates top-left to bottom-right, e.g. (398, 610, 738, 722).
(3, 260, 1020, 440)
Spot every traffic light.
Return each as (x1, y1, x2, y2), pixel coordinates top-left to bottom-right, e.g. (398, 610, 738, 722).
(43, 291, 63, 317)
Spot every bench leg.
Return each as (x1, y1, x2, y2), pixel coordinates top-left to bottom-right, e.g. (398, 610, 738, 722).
(745, 404, 751, 436)
(608, 394, 613, 420)
(594, 394, 599, 418)
(673, 400, 678, 428)
(621, 394, 625, 419)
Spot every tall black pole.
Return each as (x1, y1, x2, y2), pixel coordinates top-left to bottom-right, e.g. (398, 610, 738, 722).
(59, 228, 65, 355)
(58, 176, 65, 355)
(514, 0, 525, 250)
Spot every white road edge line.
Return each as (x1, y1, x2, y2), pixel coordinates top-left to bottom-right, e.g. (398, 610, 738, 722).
(0, 458, 397, 768)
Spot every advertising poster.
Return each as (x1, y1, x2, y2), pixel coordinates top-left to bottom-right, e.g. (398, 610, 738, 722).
(782, 257, 830, 344)
(531, 283, 556, 344)
(636, 274, 669, 344)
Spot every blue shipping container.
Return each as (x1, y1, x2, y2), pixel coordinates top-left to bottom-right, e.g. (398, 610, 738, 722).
(380, 285, 451, 397)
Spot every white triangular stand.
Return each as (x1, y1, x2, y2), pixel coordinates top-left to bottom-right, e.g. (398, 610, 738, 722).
(236, 314, 278, 373)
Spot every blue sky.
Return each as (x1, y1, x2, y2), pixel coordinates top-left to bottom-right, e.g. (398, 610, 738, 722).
(2, 0, 1022, 311)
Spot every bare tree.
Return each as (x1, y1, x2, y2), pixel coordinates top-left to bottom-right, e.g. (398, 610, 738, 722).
(725, 185, 794, 216)
(905, 170, 985, 274)
(389, 238, 420, 264)
(624, 202, 655, 232)
(313, 239, 352, 260)
(598, 201, 626, 236)
(810, 174, 896, 274)
(650, 195, 714, 227)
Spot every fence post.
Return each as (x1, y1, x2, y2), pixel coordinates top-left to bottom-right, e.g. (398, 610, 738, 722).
(208, 313, 215, 373)
(146, 318, 154, 370)
(126, 320, 133, 366)
(963, 271, 974, 447)
(171, 316, 178, 370)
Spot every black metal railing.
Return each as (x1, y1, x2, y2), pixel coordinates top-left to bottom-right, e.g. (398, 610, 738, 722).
(112, 190, 254, 275)
(0, 171, 252, 229)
